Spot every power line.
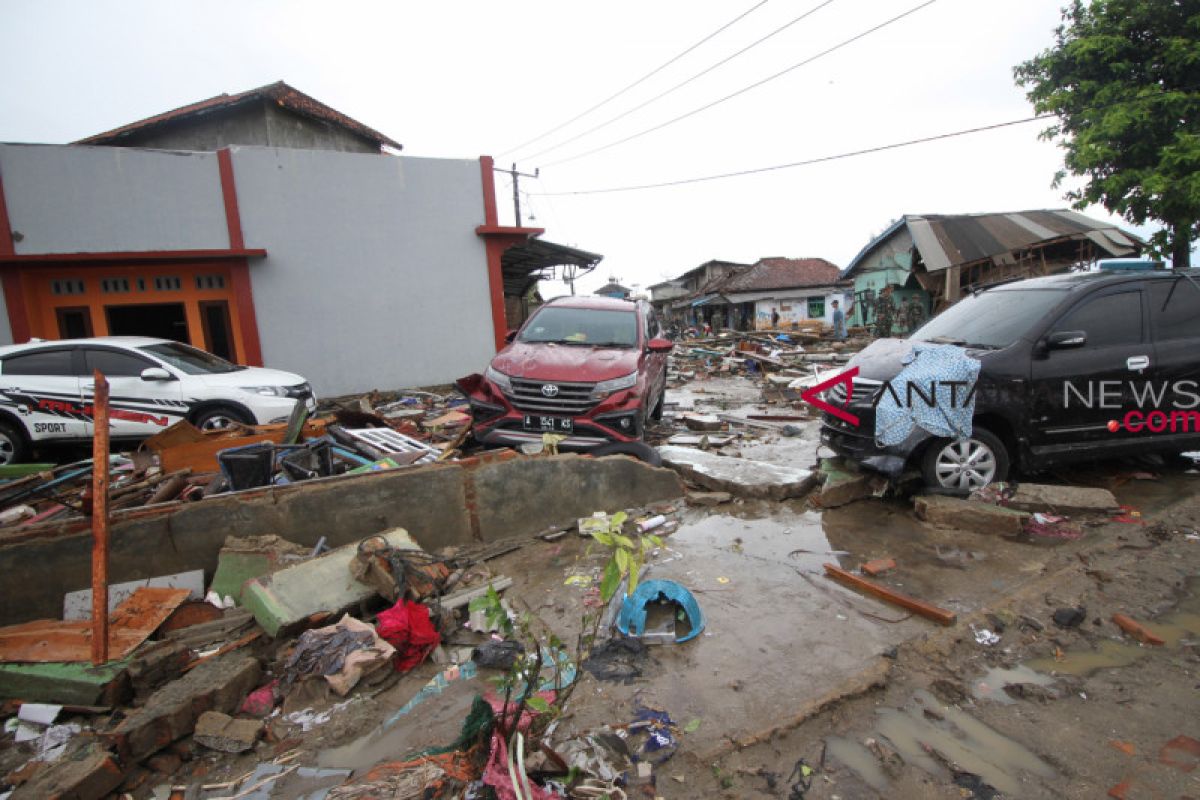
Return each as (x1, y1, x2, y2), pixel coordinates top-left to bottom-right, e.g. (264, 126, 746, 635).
(498, 0, 773, 159)
(542, 0, 939, 169)
(532, 113, 1054, 195)
(521, 0, 837, 163)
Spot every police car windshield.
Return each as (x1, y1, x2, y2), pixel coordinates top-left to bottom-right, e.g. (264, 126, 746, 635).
(139, 342, 246, 374)
(910, 288, 1067, 350)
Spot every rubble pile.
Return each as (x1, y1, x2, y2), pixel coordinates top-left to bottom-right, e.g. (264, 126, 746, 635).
(0, 390, 474, 529)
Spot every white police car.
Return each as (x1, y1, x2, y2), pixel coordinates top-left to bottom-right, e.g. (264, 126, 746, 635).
(0, 337, 316, 464)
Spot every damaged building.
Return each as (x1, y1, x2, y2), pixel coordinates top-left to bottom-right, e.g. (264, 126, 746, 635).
(841, 210, 1143, 328)
(0, 82, 599, 396)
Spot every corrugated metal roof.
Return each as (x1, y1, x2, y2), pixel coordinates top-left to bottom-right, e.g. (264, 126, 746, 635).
(843, 210, 1142, 277)
(75, 81, 402, 150)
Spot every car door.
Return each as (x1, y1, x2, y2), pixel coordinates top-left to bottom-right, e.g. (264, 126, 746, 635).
(0, 346, 89, 441)
(80, 346, 186, 440)
(643, 308, 667, 402)
(1028, 285, 1151, 455)
(1147, 276, 1200, 449)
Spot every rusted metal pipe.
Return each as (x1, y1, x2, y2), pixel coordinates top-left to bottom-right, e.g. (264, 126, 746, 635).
(90, 371, 110, 666)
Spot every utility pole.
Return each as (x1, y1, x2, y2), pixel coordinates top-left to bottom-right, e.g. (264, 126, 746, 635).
(495, 163, 539, 226)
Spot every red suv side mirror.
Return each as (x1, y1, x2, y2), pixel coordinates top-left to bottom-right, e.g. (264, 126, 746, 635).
(646, 337, 674, 353)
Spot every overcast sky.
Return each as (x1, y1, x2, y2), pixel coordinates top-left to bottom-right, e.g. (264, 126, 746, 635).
(0, 0, 1171, 296)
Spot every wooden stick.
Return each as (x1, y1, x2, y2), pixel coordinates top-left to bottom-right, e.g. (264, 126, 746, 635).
(91, 371, 110, 665)
(823, 563, 956, 626)
(182, 630, 262, 672)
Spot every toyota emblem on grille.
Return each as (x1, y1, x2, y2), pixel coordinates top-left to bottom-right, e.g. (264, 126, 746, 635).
(541, 384, 559, 398)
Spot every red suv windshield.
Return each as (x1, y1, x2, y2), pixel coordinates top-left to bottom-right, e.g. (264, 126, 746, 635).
(518, 306, 638, 348)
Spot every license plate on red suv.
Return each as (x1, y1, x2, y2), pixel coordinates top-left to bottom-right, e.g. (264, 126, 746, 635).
(523, 415, 573, 433)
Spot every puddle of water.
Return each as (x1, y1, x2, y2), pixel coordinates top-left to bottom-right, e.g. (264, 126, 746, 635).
(875, 689, 1056, 796)
(971, 664, 1057, 705)
(316, 678, 479, 770)
(1111, 472, 1199, 514)
(670, 509, 832, 572)
(825, 736, 890, 792)
(1027, 579, 1200, 675)
(1026, 637, 1147, 676)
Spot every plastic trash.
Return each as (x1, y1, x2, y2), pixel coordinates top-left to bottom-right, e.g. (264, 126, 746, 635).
(617, 580, 705, 643)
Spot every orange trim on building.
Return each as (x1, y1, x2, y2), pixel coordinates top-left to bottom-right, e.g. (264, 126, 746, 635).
(12, 261, 249, 360)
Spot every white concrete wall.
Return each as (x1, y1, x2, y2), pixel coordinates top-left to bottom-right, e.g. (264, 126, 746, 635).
(0, 143, 496, 396)
(0, 143, 229, 253)
(755, 290, 851, 329)
(230, 147, 493, 395)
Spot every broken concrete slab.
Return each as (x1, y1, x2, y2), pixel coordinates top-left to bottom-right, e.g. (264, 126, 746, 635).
(682, 414, 724, 432)
(914, 494, 1031, 536)
(0, 658, 131, 705)
(657, 446, 816, 500)
(688, 491, 733, 507)
(812, 458, 879, 508)
(10, 741, 125, 800)
(241, 527, 420, 638)
(209, 535, 311, 605)
(106, 654, 260, 762)
(194, 710, 263, 753)
(1, 453, 684, 628)
(1005, 483, 1120, 515)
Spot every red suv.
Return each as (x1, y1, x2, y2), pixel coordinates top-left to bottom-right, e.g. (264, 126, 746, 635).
(458, 296, 673, 450)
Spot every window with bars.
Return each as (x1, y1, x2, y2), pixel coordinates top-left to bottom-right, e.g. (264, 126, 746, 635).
(194, 274, 226, 290)
(101, 277, 131, 293)
(51, 279, 85, 296)
(154, 276, 182, 291)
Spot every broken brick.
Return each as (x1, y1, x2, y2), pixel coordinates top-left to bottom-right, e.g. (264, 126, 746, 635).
(193, 710, 263, 753)
(10, 742, 125, 800)
(861, 558, 896, 577)
(105, 654, 260, 762)
(1111, 613, 1165, 646)
(1159, 734, 1200, 773)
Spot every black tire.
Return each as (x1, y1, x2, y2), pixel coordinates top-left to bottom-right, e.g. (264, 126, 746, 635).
(920, 426, 1010, 493)
(650, 386, 666, 421)
(192, 405, 253, 432)
(0, 420, 30, 466)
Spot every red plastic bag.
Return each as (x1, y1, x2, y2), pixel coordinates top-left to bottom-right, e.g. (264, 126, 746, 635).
(375, 599, 440, 672)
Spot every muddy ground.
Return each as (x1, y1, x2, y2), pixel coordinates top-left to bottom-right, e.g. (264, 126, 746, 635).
(17, 374, 1196, 800)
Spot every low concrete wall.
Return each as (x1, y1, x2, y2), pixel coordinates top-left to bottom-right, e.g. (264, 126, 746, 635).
(0, 454, 682, 625)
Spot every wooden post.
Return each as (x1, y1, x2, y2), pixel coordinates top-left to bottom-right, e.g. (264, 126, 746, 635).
(90, 371, 110, 666)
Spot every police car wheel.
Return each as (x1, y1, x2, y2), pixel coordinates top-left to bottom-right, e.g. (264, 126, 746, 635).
(0, 421, 30, 466)
(193, 406, 251, 432)
(921, 427, 1009, 493)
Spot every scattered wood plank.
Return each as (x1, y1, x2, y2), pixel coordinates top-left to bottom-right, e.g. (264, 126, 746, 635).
(823, 563, 957, 626)
(437, 576, 514, 610)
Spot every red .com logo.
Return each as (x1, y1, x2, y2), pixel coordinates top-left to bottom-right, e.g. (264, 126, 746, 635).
(1109, 410, 1200, 433)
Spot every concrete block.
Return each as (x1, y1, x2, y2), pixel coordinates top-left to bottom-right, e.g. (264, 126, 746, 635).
(106, 654, 260, 762)
(241, 528, 420, 638)
(1006, 483, 1119, 515)
(0, 659, 131, 706)
(813, 459, 874, 508)
(657, 446, 816, 501)
(914, 495, 1030, 536)
(688, 491, 732, 507)
(193, 710, 262, 753)
(209, 535, 310, 605)
(10, 742, 125, 800)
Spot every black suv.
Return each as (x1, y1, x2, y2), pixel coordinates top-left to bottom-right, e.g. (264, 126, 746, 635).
(821, 268, 1200, 490)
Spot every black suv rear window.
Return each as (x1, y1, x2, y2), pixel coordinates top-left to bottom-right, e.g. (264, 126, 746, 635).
(1148, 278, 1200, 342)
(2, 349, 74, 376)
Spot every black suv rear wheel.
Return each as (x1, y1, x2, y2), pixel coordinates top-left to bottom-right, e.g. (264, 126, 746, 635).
(920, 427, 1009, 492)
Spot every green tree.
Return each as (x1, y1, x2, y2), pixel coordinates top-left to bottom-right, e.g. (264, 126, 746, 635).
(1014, 0, 1200, 268)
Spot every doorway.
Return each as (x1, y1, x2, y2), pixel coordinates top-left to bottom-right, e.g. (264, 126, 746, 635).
(55, 306, 94, 339)
(105, 303, 190, 343)
(199, 301, 236, 361)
